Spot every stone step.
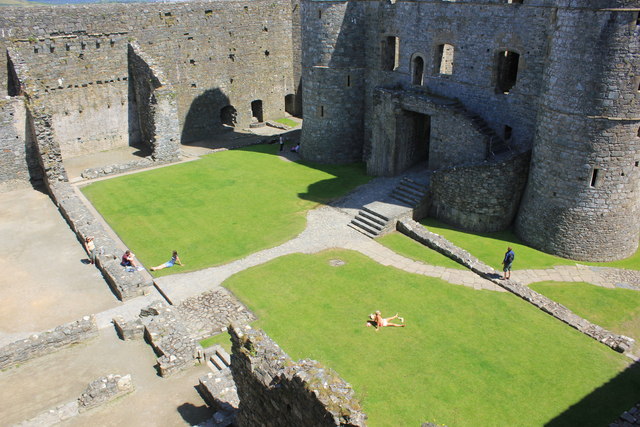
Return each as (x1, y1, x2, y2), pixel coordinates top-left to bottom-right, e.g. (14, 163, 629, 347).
(392, 190, 421, 205)
(359, 210, 387, 227)
(389, 193, 416, 207)
(209, 353, 227, 371)
(353, 215, 384, 232)
(361, 206, 390, 222)
(347, 222, 377, 239)
(215, 347, 231, 367)
(350, 218, 381, 236)
(395, 185, 425, 199)
(400, 178, 428, 192)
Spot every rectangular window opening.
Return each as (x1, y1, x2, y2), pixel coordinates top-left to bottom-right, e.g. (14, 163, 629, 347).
(436, 44, 454, 75)
(347, 74, 351, 87)
(496, 50, 520, 94)
(590, 168, 599, 187)
(320, 105, 324, 117)
(318, 9, 322, 19)
(381, 36, 399, 71)
(504, 125, 512, 141)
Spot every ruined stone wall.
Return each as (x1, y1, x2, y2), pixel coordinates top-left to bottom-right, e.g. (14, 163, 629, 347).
(516, 6, 640, 261)
(429, 151, 530, 232)
(0, 97, 41, 192)
(229, 325, 367, 426)
(0, 0, 297, 153)
(300, 0, 367, 164)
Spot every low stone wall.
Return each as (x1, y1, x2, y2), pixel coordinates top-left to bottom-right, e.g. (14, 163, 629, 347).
(80, 157, 156, 180)
(48, 181, 152, 300)
(229, 325, 367, 426)
(14, 374, 133, 426)
(428, 150, 530, 233)
(397, 218, 635, 353)
(0, 316, 97, 370)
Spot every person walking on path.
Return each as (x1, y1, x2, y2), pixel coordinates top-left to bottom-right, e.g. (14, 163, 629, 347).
(84, 236, 96, 265)
(279, 135, 284, 152)
(501, 247, 515, 280)
(151, 250, 184, 271)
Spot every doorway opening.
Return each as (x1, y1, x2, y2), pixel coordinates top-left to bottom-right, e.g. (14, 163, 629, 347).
(251, 100, 263, 123)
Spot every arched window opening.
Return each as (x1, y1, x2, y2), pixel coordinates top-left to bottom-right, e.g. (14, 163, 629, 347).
(251, 100, 264, 123)
(412, 55, 424, 85)
(435, 44, 454, 75)
(496, 50, 520, 94)
(220, 105, 237, 127)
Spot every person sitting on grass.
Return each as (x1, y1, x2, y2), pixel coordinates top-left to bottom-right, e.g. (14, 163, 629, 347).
(366, 310, 405, 331)
(150, 250, 184, 271)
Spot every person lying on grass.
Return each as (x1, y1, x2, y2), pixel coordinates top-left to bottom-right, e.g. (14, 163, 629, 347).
(366, 310, 405, 331)
(150, 250, 184, 271)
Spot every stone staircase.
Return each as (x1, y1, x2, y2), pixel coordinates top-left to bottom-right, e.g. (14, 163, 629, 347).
(348, 207, 391, 238)
(449, 101, 511, 158)
(390, 177, 428, 207)
(203, 344, 231, 372)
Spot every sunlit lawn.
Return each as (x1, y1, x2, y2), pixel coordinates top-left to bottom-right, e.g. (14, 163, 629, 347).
(377, 232, 465, 270)
(81, 145, 369, 276)
(224, 249, 640, 427)
(420, 218, 640, 271)
(531, 281, 640, 351)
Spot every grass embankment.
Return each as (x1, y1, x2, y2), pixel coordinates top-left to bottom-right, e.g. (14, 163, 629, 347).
(420, 218, 640, 271)
(274, 117, 299, 128)
(82, 144, 369, 276)
(531, 281, 640, 347)
(224, 249, 640, 427)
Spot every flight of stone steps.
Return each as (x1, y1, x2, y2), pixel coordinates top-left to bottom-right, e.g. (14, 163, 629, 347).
(348, 206, 391, 238)
(198, 344, 238, 427)
(450, 100, 511, 157)
(389, 177, 428, 207)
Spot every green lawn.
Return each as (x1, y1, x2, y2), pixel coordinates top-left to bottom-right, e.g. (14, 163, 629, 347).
(224, 249, 640, 427)
(81, 145, 369, 276)
(274, 117, 299, 128)
(420, 218, 640, 271)
(377, 232, 465, 270)
(530, 281, 640, 348)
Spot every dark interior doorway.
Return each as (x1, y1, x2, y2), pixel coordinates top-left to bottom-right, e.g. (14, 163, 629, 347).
(251, 100, 263, 123)
(284, 94, 298, 117)
(396, 110, 430, 172)
(220, 105, 237, 127)
(7, 53, 22, 97)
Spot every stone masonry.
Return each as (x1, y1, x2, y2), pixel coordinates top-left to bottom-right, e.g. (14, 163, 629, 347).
(229, 325, 368, 426)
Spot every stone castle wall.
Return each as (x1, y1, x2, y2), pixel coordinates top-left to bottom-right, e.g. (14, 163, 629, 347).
(516, 7, 640, 261)
(229, 325, 367, 426)
(0, 97, 41, 191)
(0, 0, 298, 161)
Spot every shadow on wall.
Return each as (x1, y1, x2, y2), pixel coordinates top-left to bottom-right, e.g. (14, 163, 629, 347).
(545, 360, 640, 426)
(180, 88, 233, 145)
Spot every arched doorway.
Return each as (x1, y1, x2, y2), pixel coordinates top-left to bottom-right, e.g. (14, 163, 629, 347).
(220, 105, 237, 127)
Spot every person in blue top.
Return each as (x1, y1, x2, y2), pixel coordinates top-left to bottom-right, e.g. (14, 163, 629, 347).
(501, 247, 515, 280)
(150, 250, 184, 271)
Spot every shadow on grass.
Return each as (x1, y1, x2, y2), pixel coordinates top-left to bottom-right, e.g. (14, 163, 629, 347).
(546, 360, 640, 426)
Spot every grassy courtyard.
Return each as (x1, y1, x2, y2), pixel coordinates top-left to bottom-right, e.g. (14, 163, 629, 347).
(530, 281, 640, 349)
(224, 249, 640, 427)
(420, 218, 640, 271)
(81, 145, 369, 276)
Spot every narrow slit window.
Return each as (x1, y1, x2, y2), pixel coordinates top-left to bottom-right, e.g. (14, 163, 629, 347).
(382, 36, 400, 71)
(435, 44, 454, 75)
(347, 74, 351, 87)
(496, 50, 520, 94)
(412, 55, 424, 85)
(320, 105, 324, 117)
(318, 9, 322, 19)
(507, 0, 524, 3)
(590, 168, 599, 187)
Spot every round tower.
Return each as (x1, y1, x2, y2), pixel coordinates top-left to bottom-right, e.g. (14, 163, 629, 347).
(516, 1, 640, 261)
(299, 0, 367, 164)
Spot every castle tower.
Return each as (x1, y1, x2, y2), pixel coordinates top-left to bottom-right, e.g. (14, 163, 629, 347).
(516, 1, 640, 261)
(299, 0, 367, 163)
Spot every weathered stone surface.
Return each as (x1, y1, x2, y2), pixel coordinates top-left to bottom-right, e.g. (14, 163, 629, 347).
(397, 218, 635, 353)
(199, 368, 239, 413)
(0, 316, 97, 370)
(78, 374, 134, 411)
(113, 316, 145, 341)
(230, 325, 367, 426)
(610, 402, 640, 426)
